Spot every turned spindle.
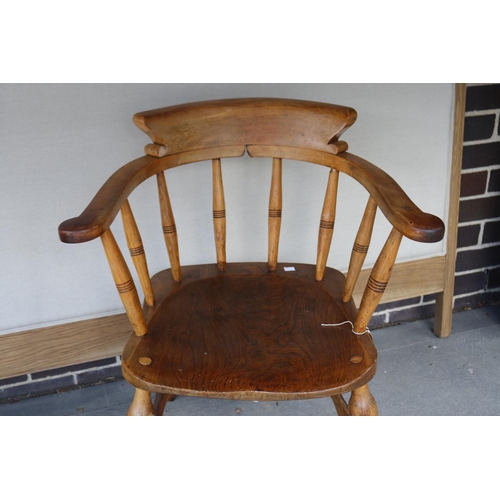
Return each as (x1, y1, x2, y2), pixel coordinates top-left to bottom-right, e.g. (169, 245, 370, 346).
(268, 158, 282, 271)
(157, 171, 182, 282)
(343, 196, 378, 302)
(354, 227, 403, 333)
(316, 168, 339, 281)
(100, 229, 147, 336)
(212, 159, 227, 271)
(121, 199, 154, 306)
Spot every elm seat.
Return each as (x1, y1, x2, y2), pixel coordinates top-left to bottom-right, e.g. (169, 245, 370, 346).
(58, 97, 444, 416)
(122, 263, 377, 400)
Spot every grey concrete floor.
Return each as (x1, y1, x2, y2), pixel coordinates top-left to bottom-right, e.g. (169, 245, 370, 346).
(1, 305, 499, 416)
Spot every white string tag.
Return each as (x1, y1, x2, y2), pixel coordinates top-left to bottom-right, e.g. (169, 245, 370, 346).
(321, 320, 371, 336)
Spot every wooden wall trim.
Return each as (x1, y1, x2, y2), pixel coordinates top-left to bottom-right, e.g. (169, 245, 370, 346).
(434, 83, 467, 337)
(353, 256, 445, 307)
(0, 314, 131, 379)
(0, 256, 445, 380)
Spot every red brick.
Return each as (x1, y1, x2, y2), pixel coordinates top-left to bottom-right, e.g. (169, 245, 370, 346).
(456, 245, 500, 272)
(465, 85, 500, 111)
(488, 169, 500, 193)
(459, 195, 500, 223)
(457, 224, 481, 248)
(464, 114, 496, 141)
(460, 171, 488, 197)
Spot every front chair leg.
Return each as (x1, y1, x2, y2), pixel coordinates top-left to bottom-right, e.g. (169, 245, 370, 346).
(348, 384, 378, 416)
(127, 388, 155, 416)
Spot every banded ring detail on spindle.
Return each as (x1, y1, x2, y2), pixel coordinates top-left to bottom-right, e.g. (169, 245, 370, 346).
(129, 245, 145, 257)
(367, 276, 388, 294)
(116, 277, 136, 294)
(162, 224, 177, 234)
(353, 242, 369, 254)
(319, 220, 335, 230)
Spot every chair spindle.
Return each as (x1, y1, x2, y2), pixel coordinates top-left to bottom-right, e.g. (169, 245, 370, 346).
(315, 168, 339, 281)
(100, 228, 148, 336)
(212, 159, 226, 271)
(354, 227, 403, 333)
(120, 199, 155, 306)
(268, 157, 282, 271)
(157, 171, 182, 282)
(342, 196, 378, 302)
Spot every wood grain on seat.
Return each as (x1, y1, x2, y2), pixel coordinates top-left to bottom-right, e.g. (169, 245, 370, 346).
(122, 263, 377, 401)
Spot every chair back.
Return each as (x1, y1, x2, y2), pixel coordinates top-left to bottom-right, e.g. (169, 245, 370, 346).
(59, 98, 444, 337)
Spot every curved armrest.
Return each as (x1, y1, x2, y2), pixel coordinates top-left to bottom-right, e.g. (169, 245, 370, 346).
(59, 146, 445, 245)
(337, 152, 445, 243)
(58, 155, 158, 243)
(246, 145, 445, 243)
(58, 145, 246, 244)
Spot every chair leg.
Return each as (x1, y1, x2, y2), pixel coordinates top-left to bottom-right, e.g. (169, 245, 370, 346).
(127, 388, 155, 416)
(348, 384, 378, 416)
(153, 393, 176, 416)
(331, 395, 350, 416)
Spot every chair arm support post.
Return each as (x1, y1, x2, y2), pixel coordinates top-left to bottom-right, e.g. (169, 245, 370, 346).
(342, 195, 378, 301)
(354, 227, 403, 333)
(121, 199, 155, 306)
(100, 228, 148, 336)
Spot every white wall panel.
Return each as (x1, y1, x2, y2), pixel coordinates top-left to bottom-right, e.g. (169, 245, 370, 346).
(0, 83, 453, 333)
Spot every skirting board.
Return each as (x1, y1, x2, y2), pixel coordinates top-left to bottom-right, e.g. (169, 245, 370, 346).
(0, 256, 445, 380)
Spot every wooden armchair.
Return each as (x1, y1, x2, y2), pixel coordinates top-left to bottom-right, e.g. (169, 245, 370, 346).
(58, 98, 444, 416)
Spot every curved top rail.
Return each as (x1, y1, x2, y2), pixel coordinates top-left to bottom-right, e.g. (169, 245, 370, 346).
(133, 98, 357, 156)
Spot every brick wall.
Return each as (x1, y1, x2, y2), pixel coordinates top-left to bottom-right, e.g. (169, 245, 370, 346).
(455, 84, 500, 309)
(0, 357, 123, 403)
(2, 83, 499, 403)
(371, 83, 500, 327)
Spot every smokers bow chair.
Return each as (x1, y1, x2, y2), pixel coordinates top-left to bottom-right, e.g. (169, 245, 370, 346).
(59, 98, 444, 416)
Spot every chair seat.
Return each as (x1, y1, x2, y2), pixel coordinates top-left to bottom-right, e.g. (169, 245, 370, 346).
(122, 263, 377, 401)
